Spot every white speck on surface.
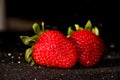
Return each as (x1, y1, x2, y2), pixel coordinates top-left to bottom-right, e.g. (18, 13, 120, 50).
(61, 73, 64, 76)
(34, 66, 37, 70)
(101, 70, 104, 73)
(102, 77, 105, 80)
(34, 78, 37, 80)
(111, 75, 114, 78)
(109, 43, 115, 48)
(18, 56, 21, 59)
(11, 61, 14, 64)
(18, 61, 21, 64)
(38, 66, 42, 68)
(107, 55, 112, 59)
(4, 74, 7, 77)
(8, 53, 12, 56)
(11, 56, 14, 59)
(1, 59, 5, 62)
(19, 53, 22, 56)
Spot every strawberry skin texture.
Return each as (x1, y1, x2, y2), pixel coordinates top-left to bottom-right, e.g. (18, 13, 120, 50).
(69, 30, 105, 67)
(32, 30, 77, 68)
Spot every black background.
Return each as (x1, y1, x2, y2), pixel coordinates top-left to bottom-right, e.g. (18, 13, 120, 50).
(2, 0, 120, 49)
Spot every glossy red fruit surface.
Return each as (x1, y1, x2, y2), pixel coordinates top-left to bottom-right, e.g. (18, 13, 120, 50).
(69, 30, 105, 67)
(32, 30, 78, 68)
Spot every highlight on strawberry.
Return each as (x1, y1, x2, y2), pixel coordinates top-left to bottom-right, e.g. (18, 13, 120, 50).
(67, 20, 105, 67)
(20, 22, 78, 68)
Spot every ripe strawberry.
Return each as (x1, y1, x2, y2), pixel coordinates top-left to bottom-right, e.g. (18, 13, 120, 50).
(20, 22, 77, 68)
(67, 20, 105, 67)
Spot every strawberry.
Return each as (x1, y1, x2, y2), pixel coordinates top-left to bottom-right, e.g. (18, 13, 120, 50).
(20, 22, 77, 68)
(67, 20, 105, 67)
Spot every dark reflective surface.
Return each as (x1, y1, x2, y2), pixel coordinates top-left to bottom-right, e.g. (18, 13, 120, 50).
(0, 30, 120, 80)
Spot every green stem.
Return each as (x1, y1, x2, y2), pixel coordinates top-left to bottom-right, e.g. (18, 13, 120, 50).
(41, 21, 45, 31)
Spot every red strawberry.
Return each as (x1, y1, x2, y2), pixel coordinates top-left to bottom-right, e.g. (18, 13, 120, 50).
(20, 22, 77, 68)
(67, 20, 105, 67)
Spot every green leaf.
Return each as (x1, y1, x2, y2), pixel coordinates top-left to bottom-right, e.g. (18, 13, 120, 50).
(20, 36, 31, 45)
(25, 47, 33, 63)
(84, 20, 92, 30)
(20, 35, 38, 46)
(26, 56, 33, 63)
(32, 23, 41, 35)
(92, 26, 99, 36)
(74, 24, 83, 31)
(30, 60, 35, 66)
(67, 27, 74, 37)
(30, 35, 39, 42)
(25, 47, 36, 66)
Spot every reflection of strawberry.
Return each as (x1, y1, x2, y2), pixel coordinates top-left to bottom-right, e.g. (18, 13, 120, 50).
(67, 20, 105, 67)
(20, 22, 77, 68)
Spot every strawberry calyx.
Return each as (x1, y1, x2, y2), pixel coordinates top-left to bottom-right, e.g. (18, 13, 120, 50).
(67, 20, 99, 37)
(20, 22, 45, 66)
